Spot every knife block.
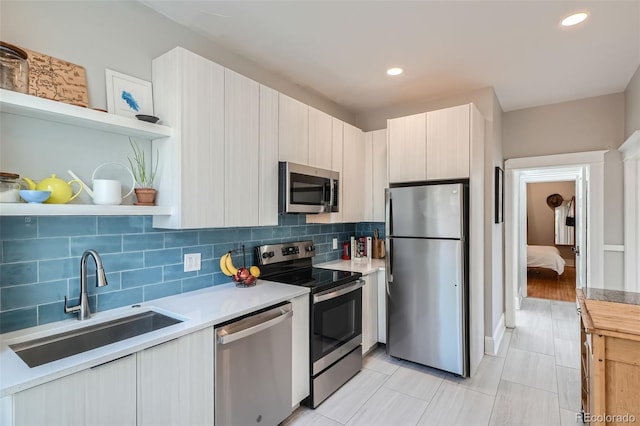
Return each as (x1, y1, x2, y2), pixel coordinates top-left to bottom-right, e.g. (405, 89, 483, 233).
(372, 239, 385, 259)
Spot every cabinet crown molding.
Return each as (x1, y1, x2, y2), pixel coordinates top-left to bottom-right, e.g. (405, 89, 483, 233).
(619, 130, 640, 160)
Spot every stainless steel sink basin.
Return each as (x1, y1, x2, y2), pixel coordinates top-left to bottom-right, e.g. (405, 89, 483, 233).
(10, 310, 183, 368)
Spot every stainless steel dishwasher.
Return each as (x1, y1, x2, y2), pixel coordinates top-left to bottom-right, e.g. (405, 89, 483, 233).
(215, 302, 293, 426)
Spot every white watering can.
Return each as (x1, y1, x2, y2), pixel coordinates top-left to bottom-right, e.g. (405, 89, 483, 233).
(68, 163, 135, 205)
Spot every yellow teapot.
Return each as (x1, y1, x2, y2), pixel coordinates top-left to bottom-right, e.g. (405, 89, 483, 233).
(22, 174, 83, 204)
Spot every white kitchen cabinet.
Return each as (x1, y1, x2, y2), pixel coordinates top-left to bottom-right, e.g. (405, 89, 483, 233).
(278, 94, 309, 165)
(259, 85, 280, 226)
(308, 106, 333, 170)
(152, 47, 225, 229)
(137, 327, 214, 426)
(306, 117, 344, 224)
(291, 293, 310, 407)
(362, 273, 378, 355)
(426, 104, 471, 180)
(342, 122, 365, 222)
(387, 112, 427, 183)
(363, 129, 388, 222)
(377, 269, 387, 344)
(224, 69, 260, 227)
(14, 354, 136, 426)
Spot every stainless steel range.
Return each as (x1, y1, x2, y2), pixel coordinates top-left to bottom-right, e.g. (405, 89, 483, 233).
(256, 240, 364, 408)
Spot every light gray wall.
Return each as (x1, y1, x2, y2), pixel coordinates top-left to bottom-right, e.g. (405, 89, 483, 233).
(0, 0, 355, 125)
(625, 65, 640, 138)
(504, 93, 626, 288)
(357, 87, 506, 338)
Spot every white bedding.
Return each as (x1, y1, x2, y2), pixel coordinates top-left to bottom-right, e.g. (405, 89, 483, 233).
(527, 245, 566, 275)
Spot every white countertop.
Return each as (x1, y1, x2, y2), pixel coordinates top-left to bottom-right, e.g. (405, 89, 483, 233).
(315, 258, 386, 275)
(0, 281, 308, 397)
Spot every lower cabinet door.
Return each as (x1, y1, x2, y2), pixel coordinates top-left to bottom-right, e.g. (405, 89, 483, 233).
(362, 273, 378, 354)
(14, 354, 136, 426)
(291, 294, 310, 407)
(377, 270, 387, 344)
(137, 327, 214, 426)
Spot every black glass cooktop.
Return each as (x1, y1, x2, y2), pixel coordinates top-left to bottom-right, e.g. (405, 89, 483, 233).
(266, 267, 361, 294)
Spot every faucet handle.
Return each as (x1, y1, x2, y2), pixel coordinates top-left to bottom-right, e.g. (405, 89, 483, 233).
(64, 296, 79, 314)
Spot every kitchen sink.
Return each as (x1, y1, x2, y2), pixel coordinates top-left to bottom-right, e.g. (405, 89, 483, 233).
(10, 310, 183, 368)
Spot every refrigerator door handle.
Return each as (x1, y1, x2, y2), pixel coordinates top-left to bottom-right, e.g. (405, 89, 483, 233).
(385, 238, 393, 296)
(385, 189, 393, 236)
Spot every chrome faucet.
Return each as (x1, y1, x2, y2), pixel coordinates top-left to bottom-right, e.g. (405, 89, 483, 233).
(64, 249, 108, 320)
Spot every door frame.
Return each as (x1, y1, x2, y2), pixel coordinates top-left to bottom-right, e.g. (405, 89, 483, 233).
(504, 150, 606, 328)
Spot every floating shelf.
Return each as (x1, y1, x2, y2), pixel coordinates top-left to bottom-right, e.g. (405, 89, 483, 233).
(0, 203, 173, 216)
(0, 89, 173, 139)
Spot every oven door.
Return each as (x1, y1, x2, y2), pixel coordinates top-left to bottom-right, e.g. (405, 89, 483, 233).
(311, 279, 364, 375)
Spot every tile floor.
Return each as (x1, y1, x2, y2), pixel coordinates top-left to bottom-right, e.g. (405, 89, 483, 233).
(282, 297, 584, 426)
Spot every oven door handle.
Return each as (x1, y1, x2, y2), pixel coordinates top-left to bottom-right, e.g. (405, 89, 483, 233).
(313, 279, 364, 304)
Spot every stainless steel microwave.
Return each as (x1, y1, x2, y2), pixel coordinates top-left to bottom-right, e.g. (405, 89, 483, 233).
(278, 162, 339, 214)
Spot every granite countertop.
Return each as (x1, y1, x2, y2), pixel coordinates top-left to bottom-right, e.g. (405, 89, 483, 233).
(0, 281, 308, 397)
(584, 288, 640, 306)
(315, 258, 386, 274)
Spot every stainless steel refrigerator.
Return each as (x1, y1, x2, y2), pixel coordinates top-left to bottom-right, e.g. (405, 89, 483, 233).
(385, 182, 469, 377)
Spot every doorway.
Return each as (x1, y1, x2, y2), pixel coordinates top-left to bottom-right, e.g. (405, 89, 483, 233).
(504, 151, 606, 328)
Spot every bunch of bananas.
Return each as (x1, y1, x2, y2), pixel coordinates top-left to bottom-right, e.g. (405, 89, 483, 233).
(220, 251, 261, 285)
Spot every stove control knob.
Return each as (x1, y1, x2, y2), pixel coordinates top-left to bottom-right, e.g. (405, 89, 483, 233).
(305, 245, 315, 252)
(262, 251, 275, 259)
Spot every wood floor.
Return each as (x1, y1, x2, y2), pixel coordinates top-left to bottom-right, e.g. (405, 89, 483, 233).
(527, 266, 576, 302)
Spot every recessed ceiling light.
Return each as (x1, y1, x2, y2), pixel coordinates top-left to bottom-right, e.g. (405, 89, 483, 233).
(386, 67, 403, 76)
(561, 12, 588, 27)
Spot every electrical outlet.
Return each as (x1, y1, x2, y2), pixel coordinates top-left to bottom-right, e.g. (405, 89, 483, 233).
(184, 253, 201, 272)
(332, 238, 338, 250)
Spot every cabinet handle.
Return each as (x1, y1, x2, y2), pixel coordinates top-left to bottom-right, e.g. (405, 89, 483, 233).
(90, 353, 134, 369)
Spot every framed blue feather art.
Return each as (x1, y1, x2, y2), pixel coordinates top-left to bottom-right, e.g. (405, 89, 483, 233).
(105, 69, 154, 118)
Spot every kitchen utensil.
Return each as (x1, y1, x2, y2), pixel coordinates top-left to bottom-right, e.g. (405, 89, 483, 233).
(68, 163, 135, 205)
(19, 189, 51, 204)
(22, 174, 83, 204)
(0, 172, 22, 203)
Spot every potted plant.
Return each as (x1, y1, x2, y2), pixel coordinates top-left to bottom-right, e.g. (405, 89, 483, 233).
(127, 138, 159, 205)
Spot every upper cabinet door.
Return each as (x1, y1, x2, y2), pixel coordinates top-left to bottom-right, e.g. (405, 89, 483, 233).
(224, 69, 260, 227)
(259, 85, 279, 226)
(308, 106, 333, 170)
(278, 94, 309, 164)
(387, 112, 427, 183)
(371, 129, 388, 222)
(342, 123, 365, 223)
(426, 104, 470, 180)
(152, 47, 225, 229)
(363, 132, 373, 222)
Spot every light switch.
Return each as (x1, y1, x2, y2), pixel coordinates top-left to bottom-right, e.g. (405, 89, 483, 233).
(332, 238, 338, 250)
(184, 253, 201, 272)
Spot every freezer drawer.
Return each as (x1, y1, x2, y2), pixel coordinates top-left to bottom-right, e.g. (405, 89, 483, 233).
(215, 303, 293, 426)
(387, 238, 467, 376)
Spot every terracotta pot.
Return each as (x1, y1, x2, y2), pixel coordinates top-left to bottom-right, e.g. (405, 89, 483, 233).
(134, 188, 157, 206)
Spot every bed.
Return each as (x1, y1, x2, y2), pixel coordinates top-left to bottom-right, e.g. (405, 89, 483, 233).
(527, 245, 566, 276)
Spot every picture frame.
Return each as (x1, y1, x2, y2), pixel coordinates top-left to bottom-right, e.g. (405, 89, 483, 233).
(105, 69, 154, 118)
(495, 166, 504, 223)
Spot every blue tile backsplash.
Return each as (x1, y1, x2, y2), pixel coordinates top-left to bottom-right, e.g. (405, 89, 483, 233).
(0, 215, 384, 333)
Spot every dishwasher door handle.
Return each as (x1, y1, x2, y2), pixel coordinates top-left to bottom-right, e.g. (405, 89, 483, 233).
(217, 308, 293, 345)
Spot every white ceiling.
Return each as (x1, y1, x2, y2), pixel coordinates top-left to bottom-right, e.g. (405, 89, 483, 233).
(140, 1, 640, 114)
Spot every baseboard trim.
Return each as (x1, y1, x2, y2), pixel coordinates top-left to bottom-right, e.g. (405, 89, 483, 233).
(484, 314, 506, 356)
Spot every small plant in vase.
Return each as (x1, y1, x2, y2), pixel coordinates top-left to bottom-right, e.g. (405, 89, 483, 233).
(128, 138, 159, 206)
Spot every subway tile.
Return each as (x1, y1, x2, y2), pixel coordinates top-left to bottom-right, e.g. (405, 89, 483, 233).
(38, 216, 96, 237)
(306, 225, 320, 235)
(78, 272, 121, 295)
(183, 275, 213, 292)
(98, 216, 144, 234)
(213, 244, 237, 258)
(0, 307, 37, 333)
(123, 233, 164, 252)
(291, 226, 306, 237)
(145, 248, 182, 267)
(164, 263, 196, 281)
(143, 216, 164, 233)
(272, 226, 291, 238)
(199, 229, 239, 244)
(0, 262, 37, 286)
(183, 245, 213, 259)
(144, 280, 182, 301)
(320, 224, 333, 234)
(165, 231, 198, 248)
(237, 228, 252, 241)
(0, 217, 37, 240)
(200, 259, 215, 275)
(214, 272, 232, 285)
(39, 258, 77, 281)
(70, 235, 122, 256)
(38, 301, 69, 325)
(251, 227, 273, 240)
(3, 238, 69, 262)
(1, 280, 67, 310)
(121, 267, 163, 289)
(279, 215, 299, 226)
(332, 224, 345, 233)
(298, 215, 307, 225)
(97, 288, 143, 311)
(99, 252, 144, 272)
